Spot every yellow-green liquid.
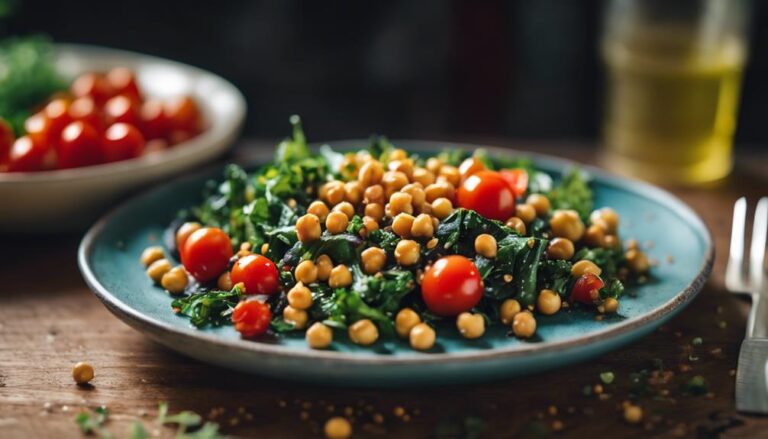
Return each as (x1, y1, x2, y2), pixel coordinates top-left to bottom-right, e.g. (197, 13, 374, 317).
(602, 29, 745, 184)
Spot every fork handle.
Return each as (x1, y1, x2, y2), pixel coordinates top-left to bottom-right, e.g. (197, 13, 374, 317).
(748, 293, 768, 338)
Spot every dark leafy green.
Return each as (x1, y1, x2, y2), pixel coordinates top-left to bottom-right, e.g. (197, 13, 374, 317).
(171, 289, 242, 328)
(548, 168, 593, 222)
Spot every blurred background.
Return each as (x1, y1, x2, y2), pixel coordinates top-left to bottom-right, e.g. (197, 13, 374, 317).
(4, 0, 766, 149)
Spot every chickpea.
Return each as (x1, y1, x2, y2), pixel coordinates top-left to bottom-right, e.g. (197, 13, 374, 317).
(362, 216, 379, 236)
(456, 312, 485, 339)
(513, 311, 537, 338)
(325, 211, 349, 235)
(359, 160, 384, 187)
(316, 255, 333, 281)
(349, 319, 379, 345)
(395, 308, 421, 338)
(175, 221, 201, 251)
(571, 260, 602, 277)
(427, 237, 439, 249)
(500, 299, 522, 324)
(413, 167, 436, 187)
(526, 193, 550, 214)
(431, 197, 453, 220)
(546, 237, 575, 260)
(295, 260, 319, 284)
(395, 240, 420, 266)
(140, 246, 164, 266)
(306, 322, 333, 349)
(603, 297, 620, 313)
(603, 235, 620, 249)
(389, 148, 408, 160)
(319, 181, 341, 200)
(439, 165, 461, 186)
(364, 203, 385, 222)
(401, 183, 426, 208)
(325, 182, 346, 206)
(296, 214, 322, 243)
(424, 181, 455, 203)
(515, 204, 537, 224)
(623, 405, 643, 424)
(392, 213, 415, 238)
(388, 192, 414, 216)
(411, 214, 434, 239)
(426, 157, 443, 174)
(283, 305, 308, 329)
(591, 207, 619, 234)
(260, 243, 269, 255)
(364, 184, 385, 205)
(146, 258, 172, 283)
(537, 289, 562, 315)
(288, 282, 313, 310)
(505, 217, 527, 235)
(161, 266, 189, 294)
(72, 362, 94, 385)
(583, 224, 606, 247)
(307, 201, 330, 222)
(474, 234, 497, 258)
(409, 322, 436, 350)
(382, 171, 409, 198)
(344, 181, 363, 205)
(388, 159, 414, 180)
(333, 201, 355, 220)
(217, 272, 232, 290)
(549, 209, 585, 241)
(459, 157, 485, 179)
(329, 264, 353, 288)
(626, 239, 639, 250)
(625, 249, 650, 273)
(361, 247, 387, 275)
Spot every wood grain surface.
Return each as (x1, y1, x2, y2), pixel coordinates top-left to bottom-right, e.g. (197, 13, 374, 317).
(1, 142, 767, 439)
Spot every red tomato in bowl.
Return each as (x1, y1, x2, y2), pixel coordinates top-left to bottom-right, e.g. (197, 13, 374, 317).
(104, 95, 140, 126)
(57, 121, 102, 169)
(0, 118, 15, 162)
(457, 170, 516, 221)
(69, 97, 105, 132)
(571, 273, 605, 304)
(6, 136, 50, 172)
(106, 67, 142, 102)
(230, 254, 280, 295)
(165, 96, 202, 134)
(181, 227, 233, 282)
(43, 98, 73, 143)
(140, 99, 169, 140)
(421, 255, 483, 316)
(102, 123, 145, 162)
(24, 112, 55, 146)
(231, 299, 272, 337)
(500, 169, 529, 198)
(71, 72, 114, 105)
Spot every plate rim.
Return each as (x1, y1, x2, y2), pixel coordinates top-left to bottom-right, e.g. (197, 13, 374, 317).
(78, 141, 714, 366)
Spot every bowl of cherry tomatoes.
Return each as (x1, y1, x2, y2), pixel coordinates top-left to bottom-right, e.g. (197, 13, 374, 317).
(0, 43, 246, 232)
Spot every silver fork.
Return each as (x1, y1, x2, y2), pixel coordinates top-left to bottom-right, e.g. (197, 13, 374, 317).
(726, 197, 768, 413)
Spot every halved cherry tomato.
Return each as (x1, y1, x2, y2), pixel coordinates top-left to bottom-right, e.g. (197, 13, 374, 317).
(500, 169, 529, 198)
(421, 255, 483, 316)
(181, 227, 234, 282)
(571, 273, 605, 304)
(0, 118, 15, 162)
(69, 97, 105, 133)
(71, 72, 114, 105)
(230, 254, 280, 295)
(106, 67, 141, 102)
(102, 123, 145, 162)
(140, 99, 169, 140)
(58, 121, 102, 169)
(231, 299, 272, 337)
(457, 170, 516, 221)
(6, 136, 50, 172)
(104, 95, 140, 126)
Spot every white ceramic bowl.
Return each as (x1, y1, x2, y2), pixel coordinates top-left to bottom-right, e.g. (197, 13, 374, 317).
(0, 44, 246, 233)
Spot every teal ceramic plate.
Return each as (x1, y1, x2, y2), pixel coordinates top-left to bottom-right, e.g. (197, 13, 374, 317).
(79, 142, 713, 387)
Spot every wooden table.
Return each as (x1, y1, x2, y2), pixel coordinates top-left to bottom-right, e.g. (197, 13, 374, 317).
(1, 142, 767, 438)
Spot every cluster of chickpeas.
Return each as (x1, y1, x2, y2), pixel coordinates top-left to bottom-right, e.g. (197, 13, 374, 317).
(141, 245, 189, 294)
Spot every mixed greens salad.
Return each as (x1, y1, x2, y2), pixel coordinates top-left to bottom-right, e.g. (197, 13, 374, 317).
(140, 116, 650, 350)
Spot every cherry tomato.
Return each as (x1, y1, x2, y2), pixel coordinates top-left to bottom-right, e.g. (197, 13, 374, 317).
(231, 299, 272, 337)
(165, 96, 202, 134)
(571, 273, 605, 304)
(230, 254, 280, 295)
(181, 227, 234, 282)
(104, 95, 140, 126)
(43, 98, 73, 143)
(69, 97, 105, 132)
(71, 72, 114, 105)
(139, 99, 169, 140)
(457, 170, 516, 221)
(102, 123, 145, 162)
(24, 112, 54, 146)
(0, 118, 15, 162)
(500, 169, 529, 198)
(106, 67, 141, 102)
(6, 136, 50, 172)
(58, 121, 102, 169)
(421, 255, 484, 316)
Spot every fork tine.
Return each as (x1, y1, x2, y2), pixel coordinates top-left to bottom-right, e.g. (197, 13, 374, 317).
(750, 197, 768, 291)
(726, 197, 748, 292)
